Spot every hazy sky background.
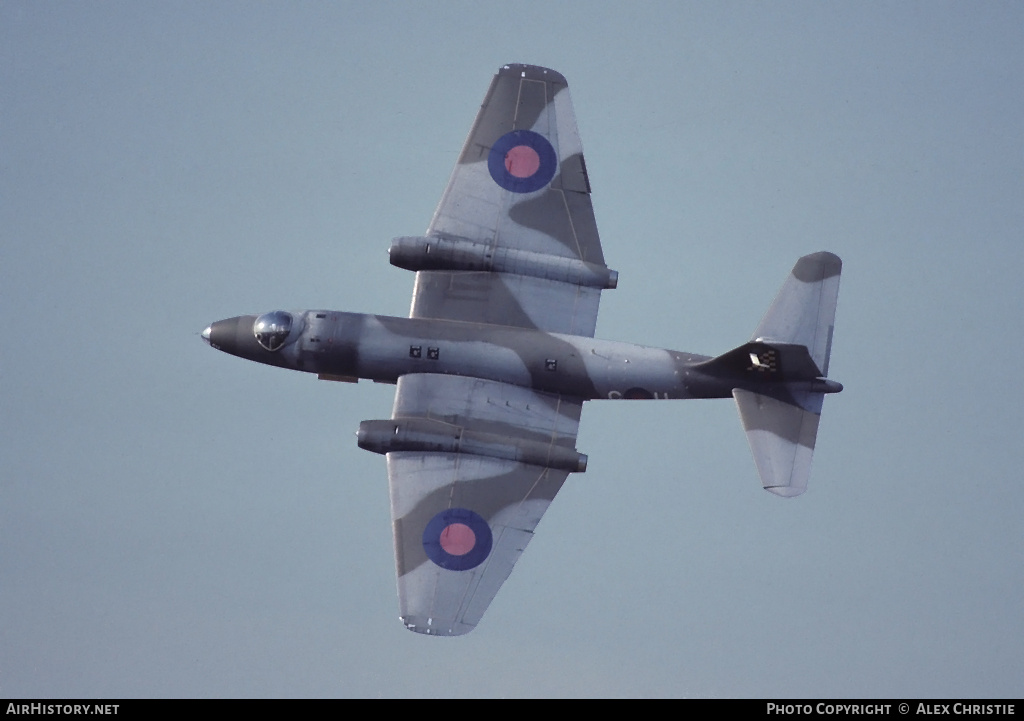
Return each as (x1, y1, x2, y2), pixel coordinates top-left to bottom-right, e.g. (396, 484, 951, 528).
(3, 1, 1022, 698)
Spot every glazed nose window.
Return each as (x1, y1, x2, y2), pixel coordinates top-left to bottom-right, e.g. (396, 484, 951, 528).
(253, 311, 292, 351)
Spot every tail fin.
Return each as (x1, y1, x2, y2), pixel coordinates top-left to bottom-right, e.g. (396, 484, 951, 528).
(738, 252, 842, 497)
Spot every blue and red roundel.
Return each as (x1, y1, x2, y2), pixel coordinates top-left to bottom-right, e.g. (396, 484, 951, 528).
(487, 130, 558, 193)
(422, 508, 493, 571)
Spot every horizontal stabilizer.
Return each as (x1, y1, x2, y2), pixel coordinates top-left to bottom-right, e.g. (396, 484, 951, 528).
(733, 389, 823, 497)
(753, 252, 841, 376)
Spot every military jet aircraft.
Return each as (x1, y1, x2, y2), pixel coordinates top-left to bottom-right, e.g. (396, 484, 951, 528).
(202, 64, 842, 636)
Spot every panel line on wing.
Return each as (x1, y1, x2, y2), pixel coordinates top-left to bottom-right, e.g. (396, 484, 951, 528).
(511, 76, 528, 130)
(557, 188, 585, 259)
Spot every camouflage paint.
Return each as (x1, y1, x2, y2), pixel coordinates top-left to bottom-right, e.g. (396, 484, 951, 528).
(202, 64, 844, 636)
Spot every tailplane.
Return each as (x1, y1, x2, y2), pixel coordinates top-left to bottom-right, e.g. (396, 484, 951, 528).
(733, 252, 842, 497)
(752, 251, 841, 376)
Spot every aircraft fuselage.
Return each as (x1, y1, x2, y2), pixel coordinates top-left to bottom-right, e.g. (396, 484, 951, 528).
(204, 310, 840, 403)
(204, 310, 720, 401)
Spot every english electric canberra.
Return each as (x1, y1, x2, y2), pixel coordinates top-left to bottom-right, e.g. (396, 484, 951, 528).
(203, 64, 843, 636)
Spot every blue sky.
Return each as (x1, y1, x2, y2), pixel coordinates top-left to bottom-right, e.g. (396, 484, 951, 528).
(2, 1, 1022, 698)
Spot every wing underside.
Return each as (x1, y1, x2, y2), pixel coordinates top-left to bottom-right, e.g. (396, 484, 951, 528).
(386, 374, 584, 636)
(409, 63, 613, 337)
(389, 453, 568, 636)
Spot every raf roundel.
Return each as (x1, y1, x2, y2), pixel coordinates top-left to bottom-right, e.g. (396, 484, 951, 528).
(487, 130, 558, 193)
(422, 508, 493, 571)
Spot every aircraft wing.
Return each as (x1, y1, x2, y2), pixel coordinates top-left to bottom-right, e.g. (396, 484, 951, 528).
(386, 373, 583, 636)
(409, 63, 613, 338)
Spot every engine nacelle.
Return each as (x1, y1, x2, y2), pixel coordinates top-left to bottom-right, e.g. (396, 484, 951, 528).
(357, 417, 588, 473)
(389, 235, 617, 290)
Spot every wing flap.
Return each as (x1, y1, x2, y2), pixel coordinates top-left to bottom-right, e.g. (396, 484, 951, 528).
(411, 271, 601, 337)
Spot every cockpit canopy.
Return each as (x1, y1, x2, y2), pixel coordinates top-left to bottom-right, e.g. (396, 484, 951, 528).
(253, 311, 293, 351)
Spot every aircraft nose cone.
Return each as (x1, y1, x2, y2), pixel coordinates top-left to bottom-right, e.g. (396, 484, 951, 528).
(201, 315, 274, 363)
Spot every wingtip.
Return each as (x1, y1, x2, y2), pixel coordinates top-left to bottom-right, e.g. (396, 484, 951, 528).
(498, 63, 567, 84)
(793, 251, 842, 282)
(764, 485, 807, 498)
(401, 615, 475, 637)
